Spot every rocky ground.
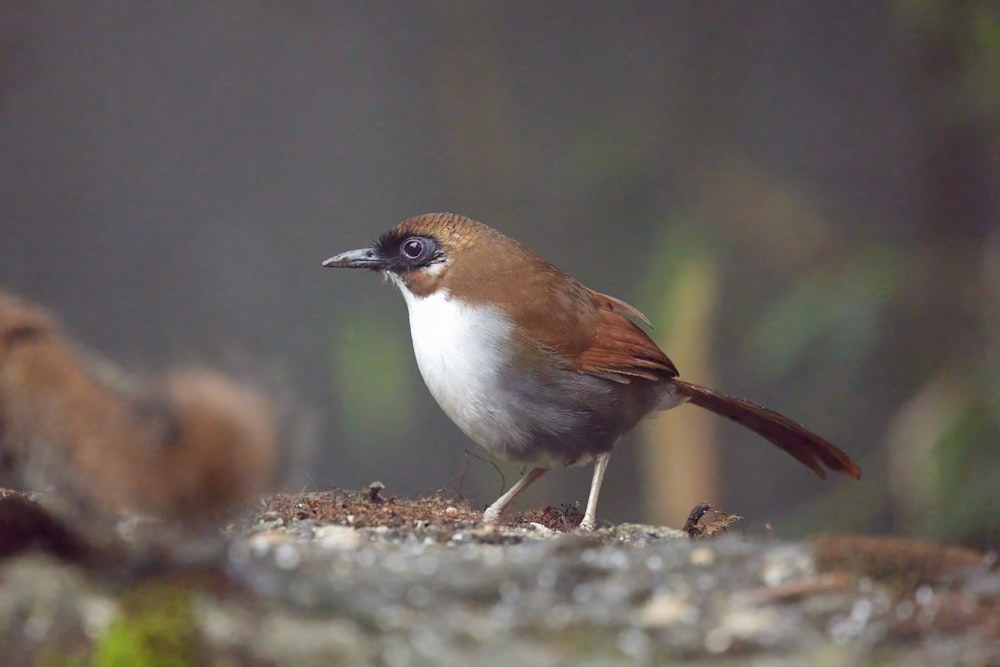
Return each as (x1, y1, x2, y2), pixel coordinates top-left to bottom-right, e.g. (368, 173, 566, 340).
(1, 486, 998, 666)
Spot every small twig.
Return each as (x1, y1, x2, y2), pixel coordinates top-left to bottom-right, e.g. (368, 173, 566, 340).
(684, 501, 713, 537)
(366, 481, 385, 504)
(475, 450, 506, 497)
(451, 448, 506, 500)
(684, 500, 741, 539)
(447, 451, 472, 499)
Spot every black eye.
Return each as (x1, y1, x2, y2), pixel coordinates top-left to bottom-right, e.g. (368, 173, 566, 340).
(400, 237, 426, 260)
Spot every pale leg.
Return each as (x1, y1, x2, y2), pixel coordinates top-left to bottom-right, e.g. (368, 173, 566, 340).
(483, 467, 548, 524)
(579, 452, 611, 531)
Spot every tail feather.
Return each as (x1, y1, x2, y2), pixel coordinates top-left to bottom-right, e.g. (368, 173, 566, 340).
(671, 379, 861, 480)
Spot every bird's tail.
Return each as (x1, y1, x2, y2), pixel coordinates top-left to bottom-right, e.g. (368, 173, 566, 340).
(671, 379, 861, 480)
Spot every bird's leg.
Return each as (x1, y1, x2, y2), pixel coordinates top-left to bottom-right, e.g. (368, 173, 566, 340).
(579, 452, 611, 531)
(483, 466, 547, 524)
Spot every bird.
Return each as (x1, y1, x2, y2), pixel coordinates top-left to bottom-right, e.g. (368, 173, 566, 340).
(322, 213, 861, 530)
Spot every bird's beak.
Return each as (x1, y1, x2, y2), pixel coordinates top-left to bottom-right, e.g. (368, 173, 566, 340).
(322, 247, 388, 270)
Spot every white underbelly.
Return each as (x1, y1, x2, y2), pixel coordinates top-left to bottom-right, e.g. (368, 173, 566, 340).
(400, 288, 519, 454)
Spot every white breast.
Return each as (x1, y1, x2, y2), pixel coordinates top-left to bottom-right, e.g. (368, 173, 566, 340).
(395, 283, 519, 454)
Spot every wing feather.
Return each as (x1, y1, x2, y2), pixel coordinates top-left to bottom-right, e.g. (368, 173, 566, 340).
(573, 291, 677, 383)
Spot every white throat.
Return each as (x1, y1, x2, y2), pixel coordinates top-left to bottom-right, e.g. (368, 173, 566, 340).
(391, 277, 517, 453)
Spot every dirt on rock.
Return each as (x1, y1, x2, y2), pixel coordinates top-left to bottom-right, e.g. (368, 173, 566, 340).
(0, 486, 997, 667)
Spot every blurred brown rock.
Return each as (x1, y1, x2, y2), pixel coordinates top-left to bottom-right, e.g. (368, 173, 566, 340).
(0, 288, 277, 523)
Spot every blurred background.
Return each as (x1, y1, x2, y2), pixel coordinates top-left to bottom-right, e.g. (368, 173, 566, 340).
(1, 1, 997, 547)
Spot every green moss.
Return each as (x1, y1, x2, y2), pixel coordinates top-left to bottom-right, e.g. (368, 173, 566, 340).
(90, 584, 198, 667)
(40, 650, 90, 667)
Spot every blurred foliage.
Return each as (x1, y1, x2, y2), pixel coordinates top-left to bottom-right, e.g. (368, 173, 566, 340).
(890, 0, 1000, 546)
(742, 246, 902, 381)
(329, 306, 415, 445)
(896, 0, 1000, 122)
(638, 222, 720, 344)
(639, 222, 721, 523)
(881, 379, 1000, 546)
(929, 394, 1000, 543)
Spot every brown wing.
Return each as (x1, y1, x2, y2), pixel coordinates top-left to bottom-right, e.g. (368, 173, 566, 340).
(590, 290, 654, 328)
(571, 290, 677, 384)
(488, 252, 677, 385)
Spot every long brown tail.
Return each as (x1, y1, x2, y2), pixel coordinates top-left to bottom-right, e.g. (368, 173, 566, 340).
(671, 379, 862, 480)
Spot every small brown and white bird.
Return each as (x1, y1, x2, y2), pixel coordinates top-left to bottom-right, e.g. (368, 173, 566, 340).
(323, 213, 861, 530)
